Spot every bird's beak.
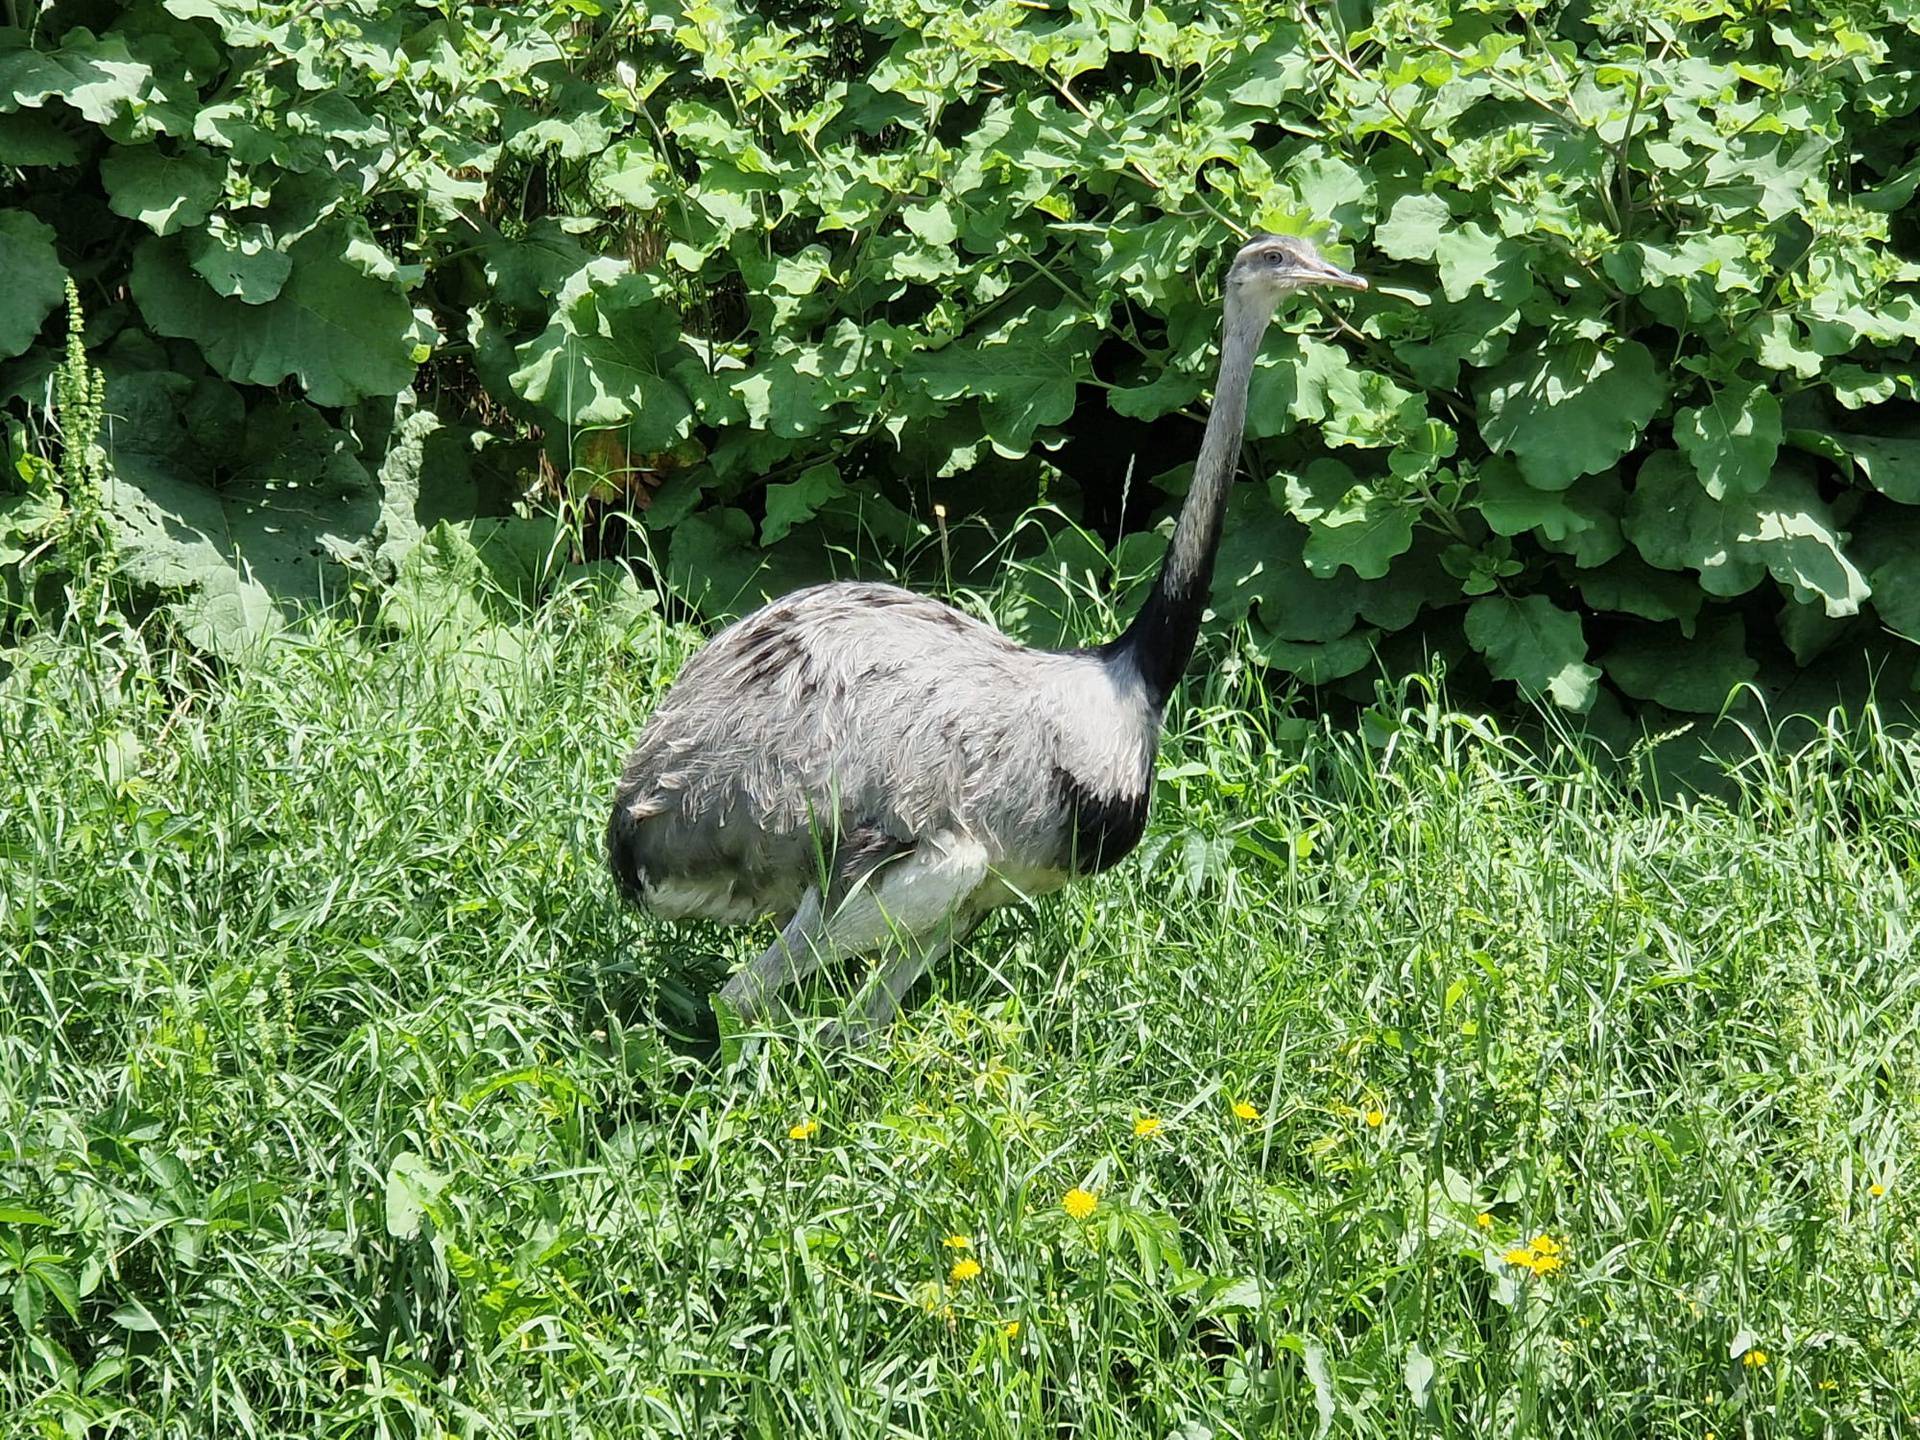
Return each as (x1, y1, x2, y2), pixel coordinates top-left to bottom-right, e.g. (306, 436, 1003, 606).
(1306, 258, 1368, 291)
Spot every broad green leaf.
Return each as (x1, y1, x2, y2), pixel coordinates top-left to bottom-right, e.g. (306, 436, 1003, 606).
(762, 463, 847, 545)
(509, 266, 695, 447)
(0, 28, 152, 126)
(382, 521, 514, 641)
(1624, 451, 1868, 615)
(1374, 193, 1451, 261)
(1825, 366, 1900, 410)
(904, 306, 1095, 457)
(691, 162, 770, 235)
(186, 220, 291, 304)
(1478, 341, 1663, 490)
(109, 1301, 161, 1332)
(131, 231, 421, 405)
(591, 138, 666, 209)
(1389, 295, 1521, 390)
(1674, 381, 1781, 498)
(1244, 339, 1310, 439)
(1779, 600, 1851, 665)
(737, 245, 834, 330)
(1302, 505, 1415, 581)
(1464, 594, 1599, 711)
(1302, 1337, 1336, 1438)
(1247, 623, 1377, 683)
(1355, 538, 1459, 630)
(1532, 482, 1626, 568)
(1787, 430, 1920, 504)
(1624, 451, 1761, 596)
(1206, 488, 1359, 639)
(1321, 367, 1425, 450)
(0, 210, 64, 359)
(901, 199, 959, 247)
(168, 563, 284, 655)
(1577, 556, 1703, 634)
(372, 408, 484, 574)
(1287, 151, 1373, 235)
(482, 218, 595, 315)
(734, 342, 845, 440)
(1850, 514, 1920, 640)
(1216, 26, 1313, 109)
(1436, 223, 1530, 304)
(1476, 458, 1613, 546)
(102, 402, 382, 657)
(1388, 419, 1458, 479)
(666, 506, 828, 619)
(502, 81, 613, 159)
(1601, 615, 1757, 712)
(1092, 217, 1208, 310)
(1280, 459, 1414, 579)
(1245, 335, 1364, 440)
(100, 143, 224, 236)
(1108, 367, 1203, 421)
(1751, 313, 1827, 379)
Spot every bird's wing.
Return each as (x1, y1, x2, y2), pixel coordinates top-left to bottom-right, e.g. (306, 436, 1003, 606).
(614, 582, 1050, 875)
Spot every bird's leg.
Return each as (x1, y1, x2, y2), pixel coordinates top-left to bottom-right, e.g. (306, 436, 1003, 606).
(717, 887, 829, 1022)
(809, 833, 988, 1046)
(825, 928, 962, 1047)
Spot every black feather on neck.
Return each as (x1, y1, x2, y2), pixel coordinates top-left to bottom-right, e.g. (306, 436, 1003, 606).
(1103, 298, 1270, 710)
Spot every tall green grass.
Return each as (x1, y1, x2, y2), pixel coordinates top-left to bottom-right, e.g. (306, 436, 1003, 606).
(2, 583, 1917, 1437)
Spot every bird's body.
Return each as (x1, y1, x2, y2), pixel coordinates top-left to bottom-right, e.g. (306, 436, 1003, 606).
(611, 581, 1159, 923)
(608, 234, 1365, 1039)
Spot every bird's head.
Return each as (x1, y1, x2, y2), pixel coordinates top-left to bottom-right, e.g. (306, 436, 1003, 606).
(1225, 233, 1366, 322)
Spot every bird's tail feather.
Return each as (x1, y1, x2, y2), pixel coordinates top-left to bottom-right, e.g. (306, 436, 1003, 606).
(605, 804, 652, 908)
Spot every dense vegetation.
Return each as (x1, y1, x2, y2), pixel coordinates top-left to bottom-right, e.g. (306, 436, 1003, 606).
(2, 0, 1918, 715)
(5, 0, 1920, 1434)
(4, 585, 1919, 1436)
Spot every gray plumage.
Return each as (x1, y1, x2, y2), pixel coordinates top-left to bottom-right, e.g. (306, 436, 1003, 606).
(608, 234, 1366, 1040)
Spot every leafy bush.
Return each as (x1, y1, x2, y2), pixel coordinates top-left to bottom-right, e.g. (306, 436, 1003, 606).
(2, 0, 1918, 714)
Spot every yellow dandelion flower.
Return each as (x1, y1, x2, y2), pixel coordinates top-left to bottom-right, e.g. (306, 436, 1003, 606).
(1528, 1234, 1563, 1258)
(1364, 1108, 1386, 1128)
(943, 1234, 971, 1249)
(1062, 1187, 1098, 1220)
(1475, 1212, 1494, 1229)
(1530, 1252, 1564, 1275)
(1232, 1100, 1259, 1122)
(1742, 1349, 1768, 1369)
(1133, 1115, 1162, 1137)
(787, 1118, 818, 1141)
(949, 1257, 982, 1283)
(1869, 1182, 1886, 1197)
(1002, 1319, 1021, 1338)
(1503, 1247, 1537, 1269)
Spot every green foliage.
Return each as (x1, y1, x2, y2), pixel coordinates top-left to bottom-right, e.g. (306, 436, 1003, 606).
(0, 211, 64, 360)
(2, 0, 1919, 708)
(1464, 593, 1600, 711)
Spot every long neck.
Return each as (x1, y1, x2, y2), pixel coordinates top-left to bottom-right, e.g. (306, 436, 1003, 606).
(1106, 298, 1270, 707)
